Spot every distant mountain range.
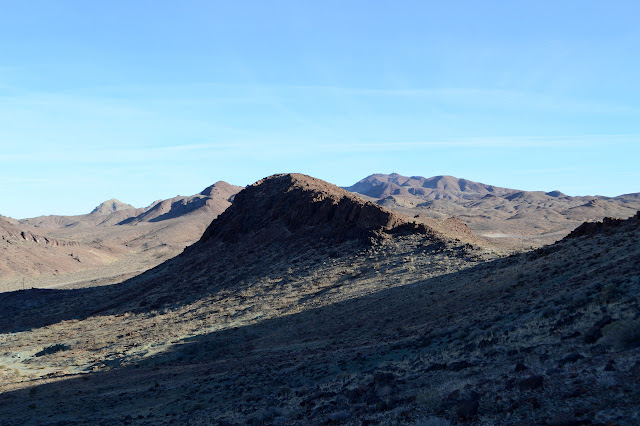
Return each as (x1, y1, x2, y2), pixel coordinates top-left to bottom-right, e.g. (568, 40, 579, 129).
(344, 173, 519, 200)
(0, 182, 242, 291)
(1, 173, 639, 292)
(343, 173, 640, 247)
(2, 173, 639, 424)
(20, 181, 242, 229)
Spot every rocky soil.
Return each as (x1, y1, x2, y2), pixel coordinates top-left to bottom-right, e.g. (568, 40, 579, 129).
(0, 174, 638, 425)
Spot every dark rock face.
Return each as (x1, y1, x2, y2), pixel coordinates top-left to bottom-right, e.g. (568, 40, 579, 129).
(583, 315, 614, 344)
(454, 391, 481, 420)
(566, 211, 639, 239)
(518, 375, 544, 391)
(199, 173, 437, 245)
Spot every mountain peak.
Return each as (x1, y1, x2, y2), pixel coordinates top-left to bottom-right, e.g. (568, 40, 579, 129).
(199, 181, 243, 198)
(199, 173, 434, 246)
(546, 190, 567, 198)
(343, 172, 516, 200)
(91, 199, 136, 215)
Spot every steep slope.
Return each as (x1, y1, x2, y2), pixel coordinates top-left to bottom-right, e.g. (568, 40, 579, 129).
(108, 174, 484, 312)
(200, 173, 439, 245)
(0, 170, 638, 424)
(0, 182, 243, 292)
(119, 181, 241, 224)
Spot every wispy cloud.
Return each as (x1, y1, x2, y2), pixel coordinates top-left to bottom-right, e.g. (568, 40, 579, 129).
(313, 134, 640, 153)
(265, 84, 640, 115)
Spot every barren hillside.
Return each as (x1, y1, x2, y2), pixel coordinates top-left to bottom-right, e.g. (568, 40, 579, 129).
(0, 174, 638, 425)
(345, 173, 640, 248)
(0, 182, 242, 292)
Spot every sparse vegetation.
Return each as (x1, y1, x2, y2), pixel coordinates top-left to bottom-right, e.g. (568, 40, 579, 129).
(0, 176, 638, 424)
(602, 319, 640, 350)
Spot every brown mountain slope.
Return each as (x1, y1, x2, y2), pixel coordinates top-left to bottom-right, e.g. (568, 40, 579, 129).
(0, 172, 638, 425)
(120, 181, 241, 225)
(20, 181, 241, 229)
(0, 182, 242, 292)
(91, 199, 136, 215)
(345, 173, 640, 248)
(0, 173, 490, 328)
(0, 218, 121, 285)
(344, 173, 518, 200)
(0, 218, 71, 247)
(20, 200, 142, 229)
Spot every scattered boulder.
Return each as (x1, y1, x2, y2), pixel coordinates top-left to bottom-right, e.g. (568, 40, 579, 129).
(35, 343, 70, 357)
(566, 211, 640, 240)
(453, 391, 481, 420)
(514, 362, 529, 372)
(518, 375, 544, 392)
(583, 315, 614, 344)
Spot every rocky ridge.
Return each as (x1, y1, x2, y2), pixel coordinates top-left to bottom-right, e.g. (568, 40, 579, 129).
(0, 176, 638, 425)
(120, 181, 241, 225)
(0, 218, 74, 247)
(199, 173, 444, 246)
(91, 199, 136, 215)
(566, 211, 640, 239)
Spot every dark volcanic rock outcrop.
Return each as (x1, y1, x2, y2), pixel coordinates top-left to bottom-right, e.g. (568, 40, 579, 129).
(199, 173, 437, 246)
(566, 211, 640, 239)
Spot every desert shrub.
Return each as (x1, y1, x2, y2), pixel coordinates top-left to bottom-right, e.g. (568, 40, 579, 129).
(415, 389, 440, 410)
(597, 284, 625, 304)
(35, 343, 69, 357)
(602, 319, 640, 350)
(413, 416, 451, 426)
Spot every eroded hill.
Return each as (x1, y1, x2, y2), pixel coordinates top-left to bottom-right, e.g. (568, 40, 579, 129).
(0, 182, 242, 292)
(345, 173, 640, 248)
(0, 174, 638, 425)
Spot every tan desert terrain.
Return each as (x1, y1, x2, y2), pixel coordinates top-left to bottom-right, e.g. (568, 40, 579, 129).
(0, 181, 242, 293)
(344, 173, 640, 249)
(0, 173, 638, 425)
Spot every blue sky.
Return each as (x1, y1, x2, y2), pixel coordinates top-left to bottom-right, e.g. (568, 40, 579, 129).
(1, 1, 639, 218)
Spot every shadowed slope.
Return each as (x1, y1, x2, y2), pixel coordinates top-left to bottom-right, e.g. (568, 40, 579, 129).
(1, 197, 638, 425)
(200, 173, 438, 245)
(120, 181, 241, 225)
(0, 173, 483, 332)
